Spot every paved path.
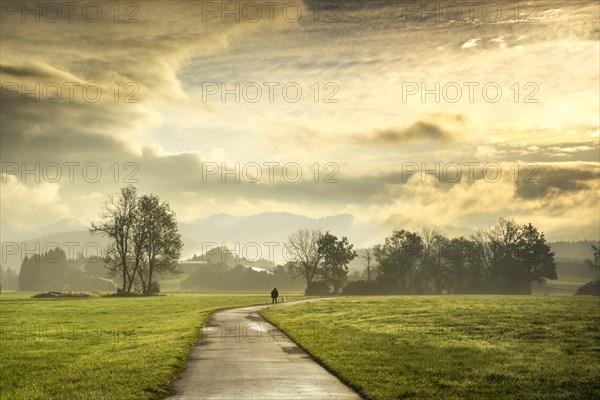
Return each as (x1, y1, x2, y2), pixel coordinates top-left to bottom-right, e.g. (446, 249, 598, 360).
(165, 298, 362, 400)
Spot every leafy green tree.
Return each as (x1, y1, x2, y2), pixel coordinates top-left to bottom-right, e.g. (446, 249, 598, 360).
(516, 223, 557, 294)
(317, 232, 357, 294)
(90, 186, 182, 295)
(474, 218, 556, 294)
(374, 230, 423, 293)
(443, 237, 487, 294)
(136, 194, 183, 295)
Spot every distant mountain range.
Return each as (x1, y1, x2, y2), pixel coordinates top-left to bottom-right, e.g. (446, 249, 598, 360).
(1, 218, 90, 242)
(178, 212, 374, 259)
(0, 212, 374, 271)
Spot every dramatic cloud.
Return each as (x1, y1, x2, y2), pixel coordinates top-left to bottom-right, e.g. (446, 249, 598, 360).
(1, 0, 598, 246)
(515, 164, 599, 200)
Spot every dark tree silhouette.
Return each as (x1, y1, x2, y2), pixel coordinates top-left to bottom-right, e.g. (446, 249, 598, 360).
(317, 232, 357, 294)
(374, 230, 423, 293)
(90, 185, 138, 292)
(90, 186, 183, 295)
(584, 244, 600, 276)
(285, 229, 323, 288)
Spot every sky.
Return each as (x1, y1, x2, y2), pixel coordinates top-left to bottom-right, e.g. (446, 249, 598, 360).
(1, 0, 599, 249)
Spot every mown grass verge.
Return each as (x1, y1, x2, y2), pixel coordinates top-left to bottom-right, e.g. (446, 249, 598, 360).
(261, 295, 600, 400)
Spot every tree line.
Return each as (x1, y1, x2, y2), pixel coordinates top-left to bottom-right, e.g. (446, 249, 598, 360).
(0, 266, 19, 291)
(285, 218, 559, 295)
(16, 249, 114, 292)
(90, 185, 183, 295)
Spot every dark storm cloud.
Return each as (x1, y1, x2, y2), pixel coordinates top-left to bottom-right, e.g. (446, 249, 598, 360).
(0, 64, 58, 79)
(354, 121, 453, 145)
(134, 157, 398, 206)
(515, 165, 599, 200)
(0, 84, 145, 163)
(0, 0, 294, 173)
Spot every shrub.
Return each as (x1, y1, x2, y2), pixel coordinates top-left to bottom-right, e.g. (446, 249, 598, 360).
(343, 280, 381, 295)
(104, 290, 144, 297)
(305, 281, 331, 295)
(32, 291, 91, 298)
(147, 281, 161, 295)
(575, 280, 600, 296)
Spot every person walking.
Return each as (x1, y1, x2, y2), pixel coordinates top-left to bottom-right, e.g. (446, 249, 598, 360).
(271, 287, 279, 304)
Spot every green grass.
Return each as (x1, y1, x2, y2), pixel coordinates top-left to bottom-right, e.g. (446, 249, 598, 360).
(0, 292, 305, 399)
(261, 295, 600, 400)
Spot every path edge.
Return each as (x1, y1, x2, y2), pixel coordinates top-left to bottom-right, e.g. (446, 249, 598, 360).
(161, 297, 341, 399)
(259, 298, 368, 400)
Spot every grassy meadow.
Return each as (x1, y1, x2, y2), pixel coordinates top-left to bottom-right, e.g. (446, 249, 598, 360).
(262, 295, 600, 400)
(0, 292, 304, 400)
(2, 292, 598, 400)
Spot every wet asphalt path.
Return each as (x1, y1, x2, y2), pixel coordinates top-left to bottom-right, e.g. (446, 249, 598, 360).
(165, 298, 363, 400)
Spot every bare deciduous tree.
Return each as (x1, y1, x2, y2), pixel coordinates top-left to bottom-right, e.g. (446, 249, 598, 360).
(90, 186, 182, 295)
(285, 229, 322, 286)
(90, 185, 138, 293)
